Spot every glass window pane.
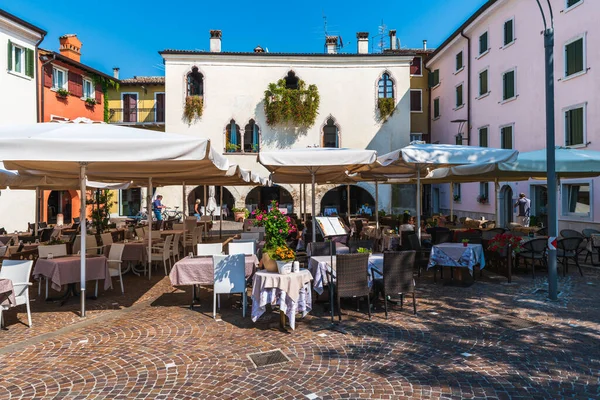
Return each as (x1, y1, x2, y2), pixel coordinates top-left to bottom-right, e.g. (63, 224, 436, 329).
(410, 90, 422, 112)
(566, 184, 590, 215)
(14, 47, 22, 73)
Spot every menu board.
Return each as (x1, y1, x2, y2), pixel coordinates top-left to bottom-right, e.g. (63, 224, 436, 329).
(315, 216, 349, 238)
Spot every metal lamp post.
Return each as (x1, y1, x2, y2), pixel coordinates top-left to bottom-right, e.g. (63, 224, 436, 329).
(535, 0, 558, 301)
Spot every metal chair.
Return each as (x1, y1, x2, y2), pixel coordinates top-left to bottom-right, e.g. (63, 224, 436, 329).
(213, 254, 247, 319)
(373, 251, 417, 318)
(517, 238, 547, 278)
(328, 253, 371, 321)
(0, 259, 34, 327)
(307, 242, 335, 257)
(348, 240, 374, 254)
(560, 229, 584, 239)
(582, 228, 600, 263)
(408, 234, 429, 277)
(537, 227, 548, 236)
(557, 237, 584, 276)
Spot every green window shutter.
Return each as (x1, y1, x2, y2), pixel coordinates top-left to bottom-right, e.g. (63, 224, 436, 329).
(434, 99, 440, 118)
(479, 70, 488, 95)
(7, 40, 12, 71)
(479, 32, 488, 54)
(566, 39, 584, 76)
(25, 48, 34, 78)
(479, 128, 488, 147)
(504, 20, 514, 45)
(456, 85, 463, 107)
(456, 52, 462, 70)
(566, 108, 584, 146)
(503, 71, 515, 100)
(428, 72, 434, 88)
(433, 69, 440, 86)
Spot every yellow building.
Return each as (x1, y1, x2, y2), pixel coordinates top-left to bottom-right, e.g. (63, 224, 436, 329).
(106, 74, 165, 131)
(409, 46, 434, 142)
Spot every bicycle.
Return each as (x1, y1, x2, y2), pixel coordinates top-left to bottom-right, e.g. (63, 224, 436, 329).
(162, 206, 183, 222)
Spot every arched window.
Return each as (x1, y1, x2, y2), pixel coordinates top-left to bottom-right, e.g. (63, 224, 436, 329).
(244, 119, 260, 153)
(322, 118, 339, 148)
(225, 119, 241, 152)
(378, 72, 394, 99)
(284, 70, 299, 90)
(187, 67, 204, 97)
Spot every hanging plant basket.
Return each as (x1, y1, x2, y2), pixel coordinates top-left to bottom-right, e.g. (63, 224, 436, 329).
(56, 89, 70, 99)
(183, 95, 203, 123)
(377, 98, 395, 122)
(263, 79, 320, 127)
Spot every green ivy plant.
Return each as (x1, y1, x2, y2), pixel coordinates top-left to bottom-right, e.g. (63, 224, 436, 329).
(263, 78, 320, 127)
(377, 98, 395, 121)
(91, 74, 119, 122)
(184, 96, 203, 123)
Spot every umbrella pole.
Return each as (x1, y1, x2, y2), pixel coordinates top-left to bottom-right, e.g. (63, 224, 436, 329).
(182, 182, 186, 218)
(219, 186, 223, 239)
(450, 183, 454, 223)
(303, 183, 307, 226)
(147, 177, 153, 280)
(375, 181, 379, 230)
(495, 179, 500, 224)
(34, 187, 40, 237)
(203, 186, 207, 217)
(311, 172, 316, 243)
(416, 169, 421, 240)
(79, 163, 87, 318)
(346, 184, 351, 222)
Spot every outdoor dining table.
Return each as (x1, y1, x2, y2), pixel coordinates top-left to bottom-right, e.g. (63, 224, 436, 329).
(104, 241, 147, 273)
(251, 269, 313, 330)
(308, 253, 383, 295)
(169, 254, 258, 308)
(427, 243, 485, 285)
(33, 255, 111, 305)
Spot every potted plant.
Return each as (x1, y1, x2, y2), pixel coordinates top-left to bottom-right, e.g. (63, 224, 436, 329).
(476, 195, 488, 204)
(454, 194, 461, 202)
(356, 247, 372, 254)
(232, 207, 249, 222)
(85, 97, 97, 107)
(226, 143, 240, 153)
(462, 238, 470, 247)
(487, 233, 523, 257)
(183, 95, 203, 123)
(253, 201, 296, 272)
(56, 88, 70, 98)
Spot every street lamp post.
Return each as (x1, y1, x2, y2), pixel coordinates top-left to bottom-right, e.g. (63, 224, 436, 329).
(535, 0, 558, 301)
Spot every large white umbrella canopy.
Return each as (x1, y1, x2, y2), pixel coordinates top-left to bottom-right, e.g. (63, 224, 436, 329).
(259, 148, 378, 242)
(0, 123, 231, 318)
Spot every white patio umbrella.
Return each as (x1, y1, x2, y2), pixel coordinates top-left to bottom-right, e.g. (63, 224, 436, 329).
(358, 143, 519, 238)
(0, 123, 230, 317)
(259, 148, 378, 242)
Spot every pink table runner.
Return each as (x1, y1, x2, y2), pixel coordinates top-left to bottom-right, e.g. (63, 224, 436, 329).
(169, 254, 258, 286)
(0, 278, 15, 306)
(33, 256, 111, 291)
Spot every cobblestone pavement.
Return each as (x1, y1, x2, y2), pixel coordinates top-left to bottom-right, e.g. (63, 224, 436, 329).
(0, 262, 599, 399)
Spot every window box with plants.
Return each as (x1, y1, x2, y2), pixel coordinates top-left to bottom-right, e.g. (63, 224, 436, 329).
(226, 143, 240, 153)
(476, 195, 489, 204)
(56, 88, 70, 99)
(263, 78, 320, 128)
(85, 97, 97, 107)
(453, 194, 461, 203)
(183, 95, 203, 123)
(377, 97, 395, 121)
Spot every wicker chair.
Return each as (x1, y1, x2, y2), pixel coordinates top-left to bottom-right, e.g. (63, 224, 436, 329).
(537, 227, 548, 236)
(560, 229, 584, 239)
(557, 237, 584, 276)
(517, 238, 547, 278)
(434, 230, 453, 245)
(328, 253, 371, 321)
(348, 240, 374, 253)
(408, 234, 429, 277)
(582, 228, 600, 263)
(353, 219, 364, 239)
(307, 242, 335, 257)
(455, 231, 482, 244)
(372, 251, 417, 318)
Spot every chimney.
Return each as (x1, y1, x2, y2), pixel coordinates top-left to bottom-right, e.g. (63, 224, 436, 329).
(254, 45, 265, 53)
(356, 32, 369, 54)
(113, 67, 120, 79)
(389, 30, 397, 50)
(423, 40, 427, 51)
(210, 30, 222, 52)
(325, 36, 338, 54)
(59, 34, 82, 62)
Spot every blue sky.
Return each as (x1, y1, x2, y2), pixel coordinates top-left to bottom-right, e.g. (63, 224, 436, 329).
(6, 0, 487, 79)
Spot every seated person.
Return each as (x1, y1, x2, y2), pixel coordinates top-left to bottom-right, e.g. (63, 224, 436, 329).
(399, 214, 415, 232)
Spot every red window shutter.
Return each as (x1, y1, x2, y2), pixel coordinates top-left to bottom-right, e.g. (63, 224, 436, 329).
(69, 72, 83, 97)
(95, 84, 102, 103)
(43, 64, 52, 88)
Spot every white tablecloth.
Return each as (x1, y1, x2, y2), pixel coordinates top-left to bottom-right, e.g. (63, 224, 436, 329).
(308, 254, 383, 295)
(251, 270, 312, 330)
(427, 243, 485, 275)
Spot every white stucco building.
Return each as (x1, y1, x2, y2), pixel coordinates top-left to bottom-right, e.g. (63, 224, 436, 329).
(0, 9, 46, 232)
(160, 31, 415, 217)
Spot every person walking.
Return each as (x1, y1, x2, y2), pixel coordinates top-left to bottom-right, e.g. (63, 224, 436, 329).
(514, 193, 531, 227)
(153, 194, 166, 229)
(194, 199, 202, 221)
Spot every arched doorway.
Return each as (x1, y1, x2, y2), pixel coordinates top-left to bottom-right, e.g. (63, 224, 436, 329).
(499, 185, 514, 228)
(246, 185, 294, 214)
(320, 185, 375, 216)
(46, 190, 77, 224)
(188, 186, 235, 219)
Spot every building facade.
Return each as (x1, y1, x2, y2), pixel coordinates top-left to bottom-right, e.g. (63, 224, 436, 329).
(0, 9, 45, 232)
(106, 74, 165, 130)
(426, 0, 598, 230)
(160, 31, 414, 217)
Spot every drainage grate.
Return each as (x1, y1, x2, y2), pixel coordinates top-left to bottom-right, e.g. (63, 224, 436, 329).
(481, 314, 540, 331)
(247, 349, 291, 368)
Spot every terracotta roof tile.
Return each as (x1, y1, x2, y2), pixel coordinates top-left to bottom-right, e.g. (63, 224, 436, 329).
(120, 76, 165, 85)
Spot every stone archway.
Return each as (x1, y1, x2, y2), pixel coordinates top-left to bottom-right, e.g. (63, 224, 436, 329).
(320, 185, 376, 216)
(188, 186, 236, 219)
(499, 185, 514, 228)
(45, 190, 80, 224)
(246, 185, 294, 214)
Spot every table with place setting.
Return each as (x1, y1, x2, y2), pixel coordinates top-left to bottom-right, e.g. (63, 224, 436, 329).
(308, 253, 383, 295)
(428, 243, 485, 285)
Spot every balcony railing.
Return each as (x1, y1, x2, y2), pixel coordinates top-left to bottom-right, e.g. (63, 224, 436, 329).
(108, 108, 165, 125)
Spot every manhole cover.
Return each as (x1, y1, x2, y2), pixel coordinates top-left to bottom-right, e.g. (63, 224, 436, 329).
(247, 349, 291, 368)
(481, 314, 540, 331)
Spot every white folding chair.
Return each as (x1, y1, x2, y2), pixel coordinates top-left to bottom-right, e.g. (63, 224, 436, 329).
(213, 254, 246, 319)
(240, 232, 261, 241)
(229, 241, 255, 256)
(0, 259, 34, 327)
(196, 243, 223, 256)
(37, 244, 68, 298)
(107, 243, 126, 294)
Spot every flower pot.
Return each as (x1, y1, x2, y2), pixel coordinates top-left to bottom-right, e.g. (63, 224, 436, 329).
(276, 261, 293, 275)
(463, 242, 468, 247)
(234, 211, 246, 222)
(261, 253, 278, 273)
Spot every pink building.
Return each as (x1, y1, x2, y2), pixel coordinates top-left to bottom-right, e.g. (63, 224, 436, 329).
(426, 0, 597, 231)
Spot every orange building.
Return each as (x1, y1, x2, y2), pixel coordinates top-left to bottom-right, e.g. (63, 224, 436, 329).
(37, 34, 117, 224)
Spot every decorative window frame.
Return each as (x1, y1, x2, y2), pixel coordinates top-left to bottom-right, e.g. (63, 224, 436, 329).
(241, 119, 261, 154)
(476, 30, 490, 59)
(499, 123, 515, 150)
(410, 89, 423, 113)
(375, 70, 396, 101)
(183, 65, 206, 100)
(563, 32, 587, 81)
(224, 118, 242, 153)
(501, 17, 516, 49)
(320, 115, 341, 148)
(82, 77, 95, 100)
(51, 65, 68, 90)
(120, 92, 139, 123)
(561, 179, 593, 220)
(564, 0, 584, 13)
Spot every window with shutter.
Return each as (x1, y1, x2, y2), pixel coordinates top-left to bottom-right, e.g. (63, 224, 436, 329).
(81, 78, 93, 99)
(95, 84, 103, 103)
(479, 32, 488, 55)
(565, 37, 584, 77)
(502, 70, 516, 100)
(431, 69, 440, 87)
(455, 84, 463, 107)
(52, 66, 67, 90)
(456, 51, 463, 71)
(565, 106, 585, 146)
(433, 98, 440, 119)
(567, 0, 582, 8)
(410, 57, 422, 76)
(43, 64, 52, 88)
(7, 40, 12, 71)
(410, 90, 422, 112)
(501, 126, 513, 149)
(69, 73, 83, 98)
(479, 127, 488, 147)
(479, 70, 488, 96)
(25, 48, 34, 77)
(503, 19, 514, 46)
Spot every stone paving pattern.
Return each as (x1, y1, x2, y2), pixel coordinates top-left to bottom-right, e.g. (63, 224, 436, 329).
(0, 258, 599, 399)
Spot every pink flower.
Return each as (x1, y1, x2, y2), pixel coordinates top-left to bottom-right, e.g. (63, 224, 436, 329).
(251, 210, 256, 215)
(257, 215, 263, 221)
(286, 217, 291, 223)
(279, 229, 283, 233)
